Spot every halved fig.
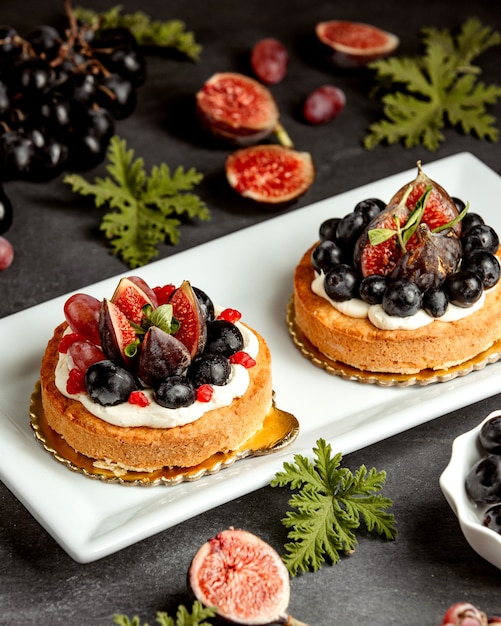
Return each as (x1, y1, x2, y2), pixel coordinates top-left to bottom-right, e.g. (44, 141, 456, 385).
(111, 276, 156, 325)
(354, 161, 461, 278)
(125, 275, 159, 308)
(196, 72, 291, 146)
(315, 20, 399, 68)
(99, 298, 138, 367)
(137, 326, 191, 387)
(169, 280, 207, 359)
(188, 528, 308, 626)
(225, 144, 314, 205)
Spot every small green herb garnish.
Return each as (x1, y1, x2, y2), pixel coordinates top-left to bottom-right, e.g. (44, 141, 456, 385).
(64, 136, 210, 269)
(364, 18, 501, 151)
(74, 5, 202, 61)
(113, 601, 217, 626)
(271, 438, 397, 576)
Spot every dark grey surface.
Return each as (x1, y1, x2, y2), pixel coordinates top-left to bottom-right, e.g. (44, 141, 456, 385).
(1, 0, 501, 624)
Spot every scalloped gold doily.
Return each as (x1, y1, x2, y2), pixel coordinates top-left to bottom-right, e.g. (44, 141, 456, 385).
(30, 382, 299, 487)
(287, 295, 501, 387)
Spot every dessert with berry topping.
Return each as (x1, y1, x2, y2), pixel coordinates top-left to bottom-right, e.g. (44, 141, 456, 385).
(36, 276, 277, 477)
(290, 162, 501, 380)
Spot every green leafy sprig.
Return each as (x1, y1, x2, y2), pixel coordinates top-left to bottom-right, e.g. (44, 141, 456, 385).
(364, 18, 501, 151)
(64, 136, 210, 269)
(113, 601, 217, 626)
(271, 438, 397, 576)
(74, 5, 202, 61)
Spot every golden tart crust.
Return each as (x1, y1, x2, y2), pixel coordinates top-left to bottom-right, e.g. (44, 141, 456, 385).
(40, 322, 273, 471)
(293, 245, 501, 375)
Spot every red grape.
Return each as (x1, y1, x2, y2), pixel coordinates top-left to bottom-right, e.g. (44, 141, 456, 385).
(67, 340, 105, 373)
(250, 38, 288, 84)
(0, 236, 14, 270)
(63, 293, 101, 345)
(303, 85, 346, 125)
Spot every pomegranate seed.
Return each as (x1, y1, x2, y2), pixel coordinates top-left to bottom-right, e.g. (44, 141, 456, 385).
(58, 332, 87, 353)
(218, 308, 242, 323)
(153, 283, 176, 305)
(66, 368, 86, 394)
(230, 351, 256, 368)
(128, 390, 149, 407)
(197, 384, 214, 402)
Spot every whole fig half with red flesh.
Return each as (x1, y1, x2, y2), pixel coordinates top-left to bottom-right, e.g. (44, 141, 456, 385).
(316, 20, 399, 68)
(99, 298, 138, 367)
(111, 276, 156, 325)
(354, 161, 461, 278)
(188, 528, 309, 626)
(169, 280, 207, 360)
(226, 144, 314, 205)
(196, 72, 291, 146)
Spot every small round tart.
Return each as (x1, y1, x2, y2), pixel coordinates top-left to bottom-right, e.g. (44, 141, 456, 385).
(40, 322, 273, 472)
(293, 245, 501, 375)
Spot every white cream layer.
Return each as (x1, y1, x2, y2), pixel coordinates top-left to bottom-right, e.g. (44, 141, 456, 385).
(312, 272, 487, 330)
(55, 320, 259, 429)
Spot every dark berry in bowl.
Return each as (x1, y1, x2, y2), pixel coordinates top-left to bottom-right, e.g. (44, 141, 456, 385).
(462, 250, 500, 289)
(155, 375, 196, 409)
(359, 274, 387, 305)
(188, 353, 231, 387)
(85, 359, 139, 406)
(382, 280, 422, 317)
(483, 504, 501, 534)
(462, 224, 499, 256)
(479, 416, 501, 454)
(465, 454, 501, 504)
(445, 271, 483, 307)
(324, 264, 360, 302)
(312, 240, 343, 273)
(205, 319, 243, 357)
(422, 287, 448, 318)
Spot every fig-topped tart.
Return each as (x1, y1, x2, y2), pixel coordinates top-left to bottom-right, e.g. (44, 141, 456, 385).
(291, 162, 501, 381)
(35, 276, 298, 483)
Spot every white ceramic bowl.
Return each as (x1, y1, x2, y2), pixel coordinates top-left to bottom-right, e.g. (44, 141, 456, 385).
(440, 410, 501, 569)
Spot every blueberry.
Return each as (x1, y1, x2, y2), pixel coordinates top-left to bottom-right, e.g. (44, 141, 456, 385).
(422, 287, 448, 318)
(479, 416, 501, 454)
(462, 250, 500, 289)
(354, 198, 385, 224)
(188, 353, 231, 387)
(155, 375, 196, 409)
(336, 211, 365, 249)
(205, 319, 243, 357)
(324, 264, 360, 302)
(483, 504, 501, 534)
(465, 454, 501, 504)
(311, 240, 343, 273)
(451, 196, 466, 213)
(445, 270, 483, 307)
(462, 224, 499, 255)
(359, 274, 387, 305)
(319, 217, 340, 242)
(382, 280, 422, 317)
(85, 359, 139, 406)
(461, 211, 484, 233)
(194, 286, 215, 321)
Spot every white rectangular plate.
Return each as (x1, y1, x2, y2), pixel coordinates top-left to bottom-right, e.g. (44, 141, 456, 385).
(2, 152, 501, 563)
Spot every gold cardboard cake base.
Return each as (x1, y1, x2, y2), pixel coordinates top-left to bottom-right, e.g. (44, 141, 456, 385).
(30, 382, 300, 486)
(287, 295, 501, 387)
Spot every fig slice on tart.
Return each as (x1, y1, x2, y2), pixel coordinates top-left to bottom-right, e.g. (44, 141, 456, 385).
(169, 280, 207, 360)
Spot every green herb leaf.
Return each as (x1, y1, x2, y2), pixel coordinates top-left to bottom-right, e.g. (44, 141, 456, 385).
(74, 5, 202, 61)
(364, 18, 501, 151)
(64, 136, 210, 269)
(113, 601, 217, 626)
(270, 439, 397, 576)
